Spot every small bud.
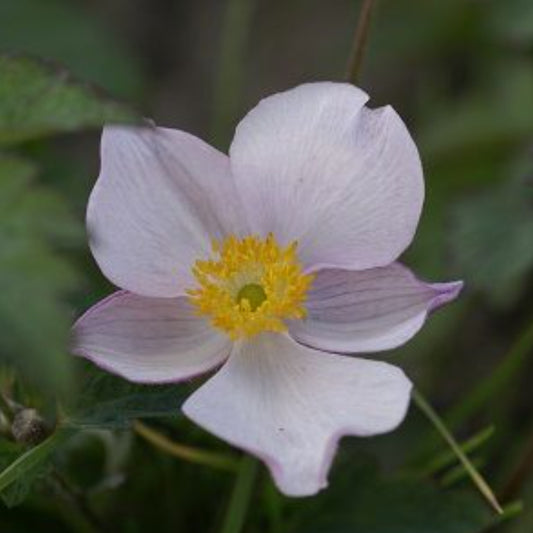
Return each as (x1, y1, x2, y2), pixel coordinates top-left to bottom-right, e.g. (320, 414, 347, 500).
(11, 408, 50, 446)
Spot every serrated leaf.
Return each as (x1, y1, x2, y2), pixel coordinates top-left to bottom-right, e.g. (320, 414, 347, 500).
(0, 430, 71, 505)
(63, 363, 189, 429)
(0, 154, 82, 391)
(0, 54, 138, 145)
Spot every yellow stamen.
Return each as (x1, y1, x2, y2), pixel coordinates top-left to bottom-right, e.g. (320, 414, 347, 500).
(187, 233, 314, 340)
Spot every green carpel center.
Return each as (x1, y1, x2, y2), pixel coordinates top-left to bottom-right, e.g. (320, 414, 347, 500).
(236, 283, 267, 311)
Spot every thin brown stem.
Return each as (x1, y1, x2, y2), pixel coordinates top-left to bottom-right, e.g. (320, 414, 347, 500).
(345, 0, 377, 84)
(211, 0, 256, 149)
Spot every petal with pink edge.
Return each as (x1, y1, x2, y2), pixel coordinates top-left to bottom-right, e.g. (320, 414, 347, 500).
(71, 291, 231, 383)
(89, 124, 247, 297)
(183, 333, 411, 497)
(289, 263, 463, 354)
(229, 82, 424, 271)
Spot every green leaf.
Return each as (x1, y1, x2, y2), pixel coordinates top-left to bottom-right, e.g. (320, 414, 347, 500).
(0, 53, 138, 145)
(0, 440, 28, 506)
(0, 430, 71, 505)
(63, 363, 190, 429)
(0, 444, 51, 507)
(287, 454, 496, 533)
(0, 440, 23, 472)
(0, 154, 81, 392)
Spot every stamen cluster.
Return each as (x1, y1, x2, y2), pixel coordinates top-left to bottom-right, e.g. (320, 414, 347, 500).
(188, 234, 313, 340)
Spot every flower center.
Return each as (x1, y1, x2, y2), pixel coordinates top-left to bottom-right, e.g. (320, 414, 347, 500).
(187, 233, 313, 340)
(236, 283, 267, 311)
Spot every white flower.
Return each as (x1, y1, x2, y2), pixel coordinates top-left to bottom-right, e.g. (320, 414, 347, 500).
(72, 82, 462, 496)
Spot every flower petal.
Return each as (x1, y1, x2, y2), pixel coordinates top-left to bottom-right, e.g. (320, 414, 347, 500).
(229, 82, 424, 270)
(89, 124, 246, 297)
(290, 264, 463, 354)
(71, 291, 231, 383)
(183, 333, 411, 496)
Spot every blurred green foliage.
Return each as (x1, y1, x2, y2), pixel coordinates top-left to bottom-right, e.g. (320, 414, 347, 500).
(0, 153, 79, 392)
(0, 55, 138, 145)
(0, 0, 532, 532)
(451, 175, 533, 307)
(286, 453, 493, 533)
(64, 362, 190, 430)
(0, 431, 68, 507)
(0, 0, 143, 99)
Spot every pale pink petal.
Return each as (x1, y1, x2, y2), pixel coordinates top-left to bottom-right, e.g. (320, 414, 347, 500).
(88, 124, 247, 297)
(290, 264, 462, 354)
(183, 333, 411, 496)
(71, 291, 231, 383)
(229, 82, 424, 271)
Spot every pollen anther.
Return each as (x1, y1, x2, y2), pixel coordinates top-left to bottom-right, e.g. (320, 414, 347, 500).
(187, 233, 313, 340)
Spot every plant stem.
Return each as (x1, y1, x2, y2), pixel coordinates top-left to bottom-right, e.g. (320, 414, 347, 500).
(446, 318, 533, 428)
(412, 388, 503, 515)
(211, 0, 256, 149)
(220, 455, 258, 533)
(345, 0, 377, 84)
(419, 425, 494, 477)
(133, 420, 239, 472)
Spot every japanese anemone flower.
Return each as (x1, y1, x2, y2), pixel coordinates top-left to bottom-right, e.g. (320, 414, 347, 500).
(72, 82, 462, 497)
